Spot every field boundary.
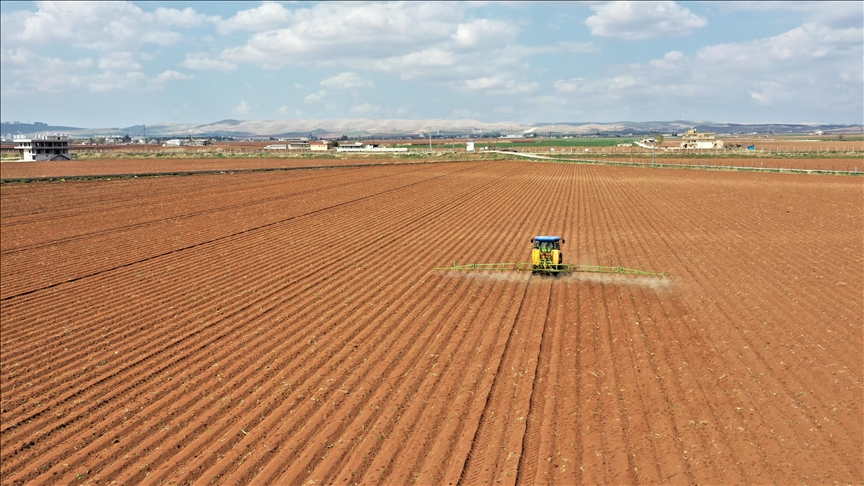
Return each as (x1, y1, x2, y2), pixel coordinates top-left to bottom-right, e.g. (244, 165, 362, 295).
(0, 159, 474, 184)
(4, 152, 861, 184)
(488, 150, 864, 175)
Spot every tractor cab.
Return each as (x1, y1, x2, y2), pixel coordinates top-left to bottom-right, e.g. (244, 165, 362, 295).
(531, 236, 562, 251)
(530, 236, 565, 274)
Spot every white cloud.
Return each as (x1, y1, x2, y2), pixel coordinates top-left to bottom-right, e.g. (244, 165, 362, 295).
(1, 48, 88, 94)
(0, 1, 208, 97)
(696, 23, 861, 67)
(452, 19, 520, 48)
(154, 7, 214, 28)
(234, 100, 250, 115)
(279, 106, 289, 115)
(488, 81, 539, 95)
(220, 3, 461, 66)
(304, 90, 327, 103)
(494, 106, 515, 115)
(557, 41, 599, 54)
(464, 76, 502, 90)
(1, 47, 192, 95)
(712, 2, 862, 30)
(393, 103, 413, 116)
(215, 2, 296, 34)
(87, 70, 148, 93)
(320, 72, 374, 89)
(155, 70, 195, 82)
(452, 108, 482, 118)
(555, 78, 588, 94)
(351, 103, 380, 116)
(749, 81, 784, 106)
(461, 76, 538, 95)
(522, 95, 559, 106)
(1, 1, 206, 52)
(551, 20, 862, 120)
(180, 55, 237, 72)
(214, 2, 586, 90)
(649, 50, 686, 70)
(372, 48, 457, 78)
(140, 31, 184, 48)
(585, 1, 707, 40)
(97, 52, 141, 72)
(608, 76, 638, 90)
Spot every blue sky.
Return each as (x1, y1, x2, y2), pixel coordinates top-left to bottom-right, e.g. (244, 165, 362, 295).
(1, 1, 861, 127)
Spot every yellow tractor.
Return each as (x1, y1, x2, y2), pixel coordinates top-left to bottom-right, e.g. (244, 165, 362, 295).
(530, 236, 565, 275)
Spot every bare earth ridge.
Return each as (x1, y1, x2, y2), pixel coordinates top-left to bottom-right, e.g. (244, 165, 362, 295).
(1, 160, 861, 484)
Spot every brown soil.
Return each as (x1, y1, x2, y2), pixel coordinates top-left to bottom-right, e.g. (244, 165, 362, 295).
(0, 158, 419, 180)
(1, 161, 861, 485)
(599, 157, 864, 172)
(698, 138, 863, 152)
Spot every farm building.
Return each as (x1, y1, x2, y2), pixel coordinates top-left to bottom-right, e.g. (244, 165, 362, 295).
(267, 141, 312, 151)
(335, 143, 408, 153)
(681, 128, 724, 149)
(287, 141, 309, 150)
(309, 141, 331, 151)
(14, 134, 72, 161)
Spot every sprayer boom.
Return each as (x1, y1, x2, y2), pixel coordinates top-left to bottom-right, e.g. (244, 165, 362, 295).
(434, 262, 668, 277)
(434, 236, 668, 277)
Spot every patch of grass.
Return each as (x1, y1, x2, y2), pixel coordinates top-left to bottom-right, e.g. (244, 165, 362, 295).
(516, 138, 636, 147)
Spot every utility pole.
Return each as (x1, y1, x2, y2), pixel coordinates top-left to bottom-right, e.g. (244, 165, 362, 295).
(651, 131, 658, 166)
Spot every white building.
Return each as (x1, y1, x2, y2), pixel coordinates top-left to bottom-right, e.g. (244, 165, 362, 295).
(680, 128, 724, 149)
(287, 141, 309, 150)
(309, 141, 331, 151)
(466, 140, 475, 152)
(14, 134, 72, 161)
(335, 143, 408, 153)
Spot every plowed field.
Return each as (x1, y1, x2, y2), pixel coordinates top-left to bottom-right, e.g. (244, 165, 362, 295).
(600, 157, 863, 172)
(1, 161, 861, 485)
(0, 158, 408, 180)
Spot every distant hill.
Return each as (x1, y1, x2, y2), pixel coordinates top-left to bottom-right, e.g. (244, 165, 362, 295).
(2, 119, 861, 139)
(1, 121, 82, 136)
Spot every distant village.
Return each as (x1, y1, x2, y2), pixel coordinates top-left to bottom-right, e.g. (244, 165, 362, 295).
(2, 120, 855, 162)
